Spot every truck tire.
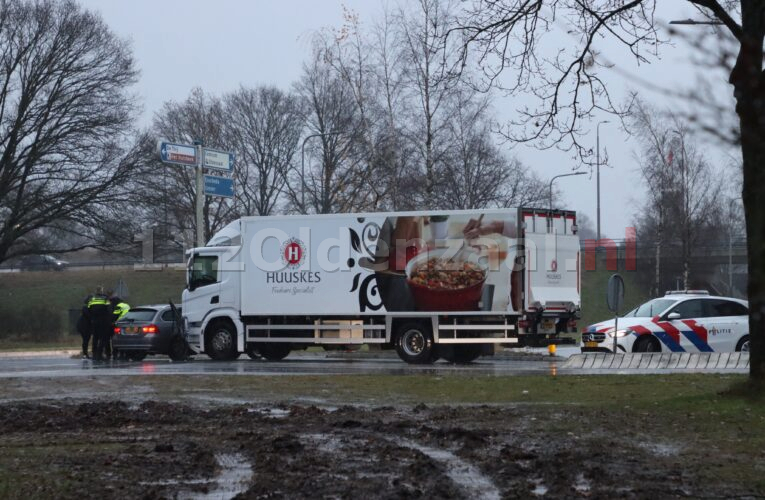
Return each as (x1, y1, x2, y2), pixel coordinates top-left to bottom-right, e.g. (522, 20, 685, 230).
(245, 345, 261, 359)
(205, 320, 238, 361)
(440, 344, 483, 364)
(257, 343, 291, 361)
(395, 322, 436, 364)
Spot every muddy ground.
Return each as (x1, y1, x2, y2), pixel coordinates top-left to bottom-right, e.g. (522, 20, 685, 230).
(0, 395, 762, 499)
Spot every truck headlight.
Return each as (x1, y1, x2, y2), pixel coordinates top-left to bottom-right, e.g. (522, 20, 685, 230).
(607, 329, 631, 338)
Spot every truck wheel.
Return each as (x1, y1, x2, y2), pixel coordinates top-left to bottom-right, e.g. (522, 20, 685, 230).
(258, 343, 291, 361)
(633, 335, 660, 353)
(395, 322, 435, 364)
(205, 320, 238, 361)
(245, 345, 261, 359)
(440, 344, 483, 364)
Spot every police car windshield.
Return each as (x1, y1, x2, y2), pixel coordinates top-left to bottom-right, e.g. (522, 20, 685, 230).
(624, 299, 677, 318)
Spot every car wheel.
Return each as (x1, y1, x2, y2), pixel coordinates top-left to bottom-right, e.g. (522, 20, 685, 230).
(205, 320, 238, 361)
(633, 335, 661, 353)
(395, 322, 435, 364)
(257, 343, 291, 361)
(168, 336, 190, 361)
(127, 351, 147, 361)
(440, 344, 483, 364)
(736, 335, 750, 352)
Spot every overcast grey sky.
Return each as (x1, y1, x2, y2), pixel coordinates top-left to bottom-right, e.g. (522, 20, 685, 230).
(77, 0, 737, 239)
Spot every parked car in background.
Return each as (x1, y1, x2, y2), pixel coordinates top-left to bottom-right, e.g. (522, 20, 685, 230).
(19, 254, 68, 271)
(113, 304, 188, 361)
(581, 291, 749, 353)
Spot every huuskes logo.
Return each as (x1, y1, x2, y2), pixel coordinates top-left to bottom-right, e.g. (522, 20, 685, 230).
(281, 237, 306, 269)
(550, 259, 558, 272)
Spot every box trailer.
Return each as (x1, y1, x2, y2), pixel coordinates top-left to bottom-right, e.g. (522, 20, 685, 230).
(181, 208, 580, 364)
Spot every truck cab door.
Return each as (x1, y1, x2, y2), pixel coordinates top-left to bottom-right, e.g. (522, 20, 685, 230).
(183, 252, 222, 329)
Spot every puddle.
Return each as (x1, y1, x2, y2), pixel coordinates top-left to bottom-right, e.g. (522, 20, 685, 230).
(142, 452, 252, 499)
(638, 442, 681, 457)
(531, 478, 548, 496)
(248, 407, 291, 419)
(573, 473, 591, 493)
(399, 439, 501, 500)
(302, 433, 345, 454)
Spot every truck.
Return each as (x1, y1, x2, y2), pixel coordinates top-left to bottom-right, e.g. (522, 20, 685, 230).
(181, 208, 580, 364)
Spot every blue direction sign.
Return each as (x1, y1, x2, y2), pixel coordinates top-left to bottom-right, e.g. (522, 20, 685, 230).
(159, 141, 197, 166)
(203, 148, 235, 171)
(204, 175, 234, 198)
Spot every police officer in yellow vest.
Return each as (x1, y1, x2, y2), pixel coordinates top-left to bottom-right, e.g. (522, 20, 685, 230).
(86, 287, 113, 361)
(109, 296, 129, 360)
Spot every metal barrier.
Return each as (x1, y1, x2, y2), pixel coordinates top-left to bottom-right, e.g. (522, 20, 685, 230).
(563, 352, 749, 372)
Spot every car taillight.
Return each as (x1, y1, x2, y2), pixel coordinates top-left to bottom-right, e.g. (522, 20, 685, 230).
(567, 319, 577, 331)
(142, 324, 158, 334)
(518, 319, 530, 330)
(113, 327, 121, 335)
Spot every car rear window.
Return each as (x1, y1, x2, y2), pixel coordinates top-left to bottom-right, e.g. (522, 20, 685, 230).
(119, 309, 157, 322)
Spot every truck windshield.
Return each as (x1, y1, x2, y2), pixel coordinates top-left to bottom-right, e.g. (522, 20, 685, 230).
(188, 254, 219, 289)
(623, 299, 677, 318)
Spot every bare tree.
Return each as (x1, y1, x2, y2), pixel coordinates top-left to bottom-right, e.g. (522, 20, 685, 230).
(224, 86, 303, 216)
(454, 1, 765, 383)
(292, 39, 372, 214)
(0, 0, 140, 263)
(632, 102, 725, 294)
(139, 88, 237, 245)
(438, 90, 509, 209)
(397, 0, 462, 203)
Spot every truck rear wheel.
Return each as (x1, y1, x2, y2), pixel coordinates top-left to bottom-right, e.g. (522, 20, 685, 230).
(258, 343, 291, 361)
(205, 320, 238, 361)
(395, 322, 435, 364)
(440, 344, 483, 364)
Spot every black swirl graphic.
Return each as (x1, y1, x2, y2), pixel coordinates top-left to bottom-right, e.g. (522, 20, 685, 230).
(358, 274, 383, 311)
(349, 221, 384, 311)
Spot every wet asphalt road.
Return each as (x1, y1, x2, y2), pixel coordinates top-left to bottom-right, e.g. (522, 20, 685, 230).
(0, 350, 573, 379)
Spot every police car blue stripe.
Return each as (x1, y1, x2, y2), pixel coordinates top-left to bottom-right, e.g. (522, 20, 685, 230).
(681, 331, 714, 352)
(652, 331, 685, 352)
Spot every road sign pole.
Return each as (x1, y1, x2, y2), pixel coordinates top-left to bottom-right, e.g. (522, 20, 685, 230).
(195, 142, 204, 247)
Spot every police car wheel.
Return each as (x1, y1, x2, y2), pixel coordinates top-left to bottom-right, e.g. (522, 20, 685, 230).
(736, 335, 750, 352)
(634, 335, 660, 353)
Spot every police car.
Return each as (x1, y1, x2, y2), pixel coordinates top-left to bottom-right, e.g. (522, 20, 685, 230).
(581, 291, 750, 353)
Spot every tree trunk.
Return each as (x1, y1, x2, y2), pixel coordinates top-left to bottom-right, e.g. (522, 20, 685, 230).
(730, 0, 765, 383)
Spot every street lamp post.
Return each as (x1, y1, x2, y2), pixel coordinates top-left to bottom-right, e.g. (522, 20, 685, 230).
(596, 120, 609, 242)
(549, 171, 587, 232)
(300, 131, 343, 212)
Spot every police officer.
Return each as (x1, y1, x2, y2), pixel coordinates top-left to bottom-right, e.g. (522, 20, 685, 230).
(87, 287, 113, 361)
(76, 304, 91, 359)
(110, 296, 129, 360)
